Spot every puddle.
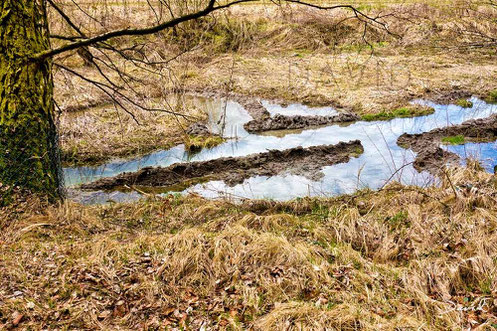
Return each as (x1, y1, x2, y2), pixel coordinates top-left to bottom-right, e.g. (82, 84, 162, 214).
(204, 99, 252, 138)
(64, 97, 497, 204)
(82, 141, 364, 192)
(261, 100, 339, 117)
(63, 98, 251, 188)
(444, 142, 497, 173)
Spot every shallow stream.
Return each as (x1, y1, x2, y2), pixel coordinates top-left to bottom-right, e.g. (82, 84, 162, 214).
(65, 97, 497, 204)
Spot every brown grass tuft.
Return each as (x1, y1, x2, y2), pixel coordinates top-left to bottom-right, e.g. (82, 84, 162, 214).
(2, 166, 497, 329)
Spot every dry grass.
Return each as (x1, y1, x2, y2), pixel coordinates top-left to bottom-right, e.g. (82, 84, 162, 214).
(52, 0, 497, 162)
(183, 134, 225, 152)
(2, 164, 497, 329)
(59, 94, 207, 165)
(5, 2, 495, 328)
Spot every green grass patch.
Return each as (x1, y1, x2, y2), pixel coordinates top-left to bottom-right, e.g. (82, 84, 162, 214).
(456, 99, 473, 108)
(361, 106, 435, 122)
(485, 90, 497, 104)
(385, 211, 410, 231)
(441, 135, 465, 145)
(184, 135, 225, 152)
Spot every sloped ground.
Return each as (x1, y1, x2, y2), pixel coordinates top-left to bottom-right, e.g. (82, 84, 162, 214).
(1, 165, 496, 329)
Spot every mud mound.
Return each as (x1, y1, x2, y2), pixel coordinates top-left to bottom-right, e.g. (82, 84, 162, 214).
(186, 123, 211, 136)
(244, 113, 359, 133)
(236, 98, 271, 120)
(82, 141, 364, 190)
(398, 114, 497, 172)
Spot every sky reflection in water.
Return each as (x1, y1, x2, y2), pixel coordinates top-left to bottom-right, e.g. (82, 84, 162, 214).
(65, 97, 497, 204)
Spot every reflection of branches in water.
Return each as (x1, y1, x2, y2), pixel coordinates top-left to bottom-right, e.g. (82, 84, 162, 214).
(179, 169, 440, 206)
(65, 92, 497, 200)
(183, 165, 433, 201)
(446, 141, 497, 173)
(363, 126, 394, 174)
(225, 58, 238, 136)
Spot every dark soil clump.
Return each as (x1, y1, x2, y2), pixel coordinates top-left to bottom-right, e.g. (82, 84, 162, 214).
(244, 113, 359, 133)
(235, 98, 271, 120)
(186, 123, 211, 136)
(82, 141, 364, 190)
(398, 114, 497, 173)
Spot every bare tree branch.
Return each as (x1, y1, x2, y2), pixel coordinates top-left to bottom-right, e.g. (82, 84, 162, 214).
(55, 63, 198, 121)
(32, 0, 239, 61)
(35, 0, 396, 61)
(46, 0, 87, 38)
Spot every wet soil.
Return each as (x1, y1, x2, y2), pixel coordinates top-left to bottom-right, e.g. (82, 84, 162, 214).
(418, 88, 474, 106)
(235, 98, 271, 120)
(397, 114, 497, 173)
(81, 140, 363, 190)
(186, 123, 212, 136)
(244, 113, 360, 133)
(186, 91, 358, 134)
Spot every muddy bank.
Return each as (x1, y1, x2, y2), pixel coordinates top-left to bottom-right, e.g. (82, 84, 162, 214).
(420, 89, 473, 105)
(397, 114, 497, 172)
(244, 113, 359, 133)
(186, 123, 213, 136)
(421, 88, 497, 106)
(82, 141, 363, 190)
(235, 98, 271, 120)
(185, 91, 357, 134)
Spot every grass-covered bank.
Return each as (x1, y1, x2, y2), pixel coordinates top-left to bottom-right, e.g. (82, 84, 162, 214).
(59, 96, 208, 166)
(1, 165, 496, 329)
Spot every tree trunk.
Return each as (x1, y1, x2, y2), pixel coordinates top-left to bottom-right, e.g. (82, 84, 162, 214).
(0, 0, 62, 203)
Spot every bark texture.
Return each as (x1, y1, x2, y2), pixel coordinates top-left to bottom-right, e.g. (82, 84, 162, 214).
(0, 0, 62, 202)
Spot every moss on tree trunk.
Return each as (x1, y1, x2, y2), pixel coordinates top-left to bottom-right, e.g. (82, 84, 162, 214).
(0, 0, 62, 203)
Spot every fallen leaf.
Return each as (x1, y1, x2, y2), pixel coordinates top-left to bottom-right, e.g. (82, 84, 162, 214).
(12, 311, 23, 326)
